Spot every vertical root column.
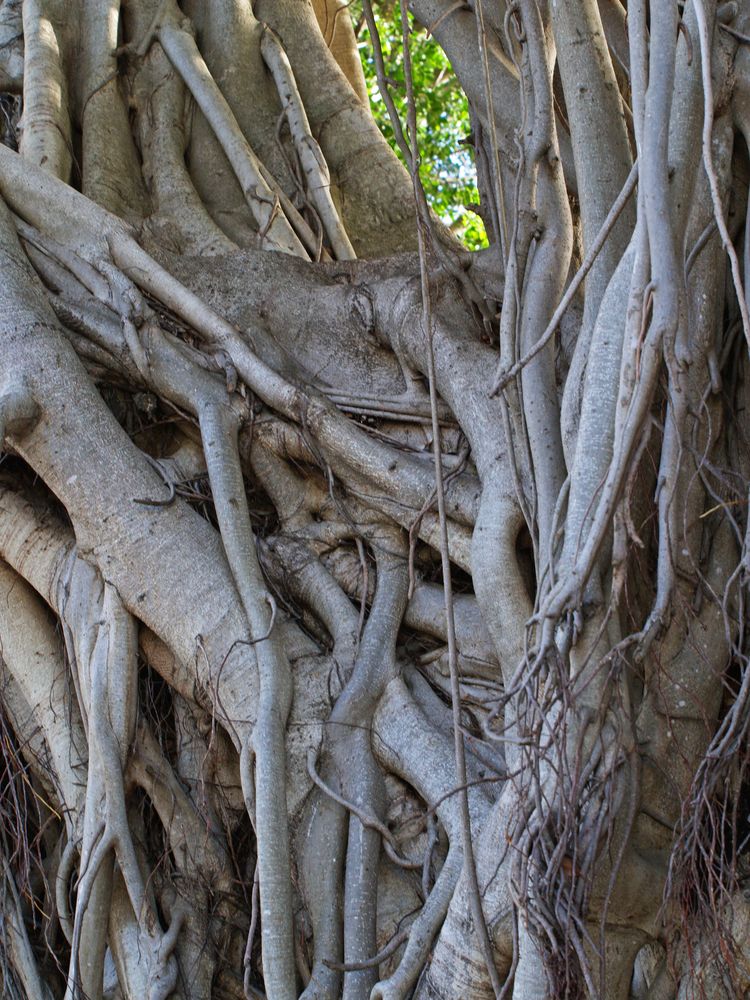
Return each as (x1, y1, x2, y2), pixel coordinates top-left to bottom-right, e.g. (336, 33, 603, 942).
(200, 401, 297, 1000)
(78, 0, 147, 218)
(20, 0, 71, 179)
(149, 0, 308, 258)
(260, 24, 356, 261)
(303, 530, 409, 1000)
(58, 559, 180, 1000)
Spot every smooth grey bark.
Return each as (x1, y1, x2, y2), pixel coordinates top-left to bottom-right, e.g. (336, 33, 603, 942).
(1, 3, 749, 1000)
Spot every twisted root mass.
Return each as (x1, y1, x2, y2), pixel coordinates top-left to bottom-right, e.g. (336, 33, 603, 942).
(1, 2, 750, 999)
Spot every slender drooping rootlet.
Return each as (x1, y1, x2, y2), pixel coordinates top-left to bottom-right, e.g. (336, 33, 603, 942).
(1, 1, 750, 998)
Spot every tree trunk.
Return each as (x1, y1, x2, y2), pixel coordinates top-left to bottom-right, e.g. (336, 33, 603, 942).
(1, 2, 750, 999)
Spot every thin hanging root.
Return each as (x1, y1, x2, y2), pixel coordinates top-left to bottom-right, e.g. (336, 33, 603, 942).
(397, 0, 502, 991)
(260, 25, 356, 261)
(306, 749, 419, 868)
(2, 854, 51, 1000)
(135, 0, 306, 258)
(199, 401, 296, 1000)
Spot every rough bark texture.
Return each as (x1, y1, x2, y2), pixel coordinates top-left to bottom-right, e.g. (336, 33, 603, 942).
(1, 2, 750, 999)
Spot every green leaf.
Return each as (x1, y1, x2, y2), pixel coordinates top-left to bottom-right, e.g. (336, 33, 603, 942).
(355, 2, 488, 250)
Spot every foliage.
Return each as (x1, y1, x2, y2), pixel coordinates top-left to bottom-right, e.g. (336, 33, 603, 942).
(355, 1, 488, 249)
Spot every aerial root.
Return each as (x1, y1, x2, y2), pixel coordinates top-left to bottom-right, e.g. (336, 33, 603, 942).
(259, 24, 356, 261)
(306, 749, 420, 869)
(20, 0, 72, 181)
(55, 837, 78, 946)
(128, 718, 242, 999)
(1, 851, 50, 1000)
(56, 568, 180, 1000)
(199, 400, 296, 999)
(371, 845, 463, 1000)
(134, 0, 308, 258)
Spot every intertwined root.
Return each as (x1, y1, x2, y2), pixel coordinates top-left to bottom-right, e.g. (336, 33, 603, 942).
(3, 1, 750, 999)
